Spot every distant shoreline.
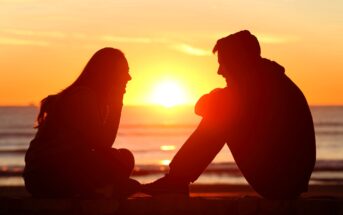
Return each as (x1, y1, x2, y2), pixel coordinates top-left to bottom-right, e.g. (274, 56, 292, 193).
(0, 105, 343, 108)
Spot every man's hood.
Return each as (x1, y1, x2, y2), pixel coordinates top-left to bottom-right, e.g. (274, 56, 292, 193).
(259, 58, 285, 74)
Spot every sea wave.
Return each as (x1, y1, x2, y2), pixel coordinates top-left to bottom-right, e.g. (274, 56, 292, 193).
(120, 124, 197, 129)
(0, 132, 35, 139)
(122, 122, 343, 128)
(314, 122, 343, 127)
(315, 131, 343, 135)
(0, 160, 343, 177)
(2, 130, 342, 139)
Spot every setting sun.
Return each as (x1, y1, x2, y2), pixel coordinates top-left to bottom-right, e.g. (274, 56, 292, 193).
(150, 80, 188, 107)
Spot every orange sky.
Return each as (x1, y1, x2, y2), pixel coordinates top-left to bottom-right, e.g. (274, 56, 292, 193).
(0, 0, 342, 106)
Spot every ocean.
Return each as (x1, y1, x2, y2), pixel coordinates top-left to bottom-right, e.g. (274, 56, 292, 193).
(0, 106, 342, 186)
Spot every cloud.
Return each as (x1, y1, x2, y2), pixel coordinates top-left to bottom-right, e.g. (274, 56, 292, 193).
(2, 29, 66, 39)
(101, 35, 153, 44)
(0, 0, 29, 2)
(0, 36, 49, 46)
(70, 33, 88, 40)
(0, 29, 64, 47)
(0, 29, 212, 56)
(171, 43, 211, 56)
(101, 35, 212, 57)
(256, 34, 300, 44)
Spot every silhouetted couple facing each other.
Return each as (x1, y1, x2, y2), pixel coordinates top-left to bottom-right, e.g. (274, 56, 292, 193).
(24, 30, 316, 200)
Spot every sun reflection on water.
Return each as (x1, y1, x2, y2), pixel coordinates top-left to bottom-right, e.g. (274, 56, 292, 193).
(160, 159, 171, 166)
(160, 145, 176, 151)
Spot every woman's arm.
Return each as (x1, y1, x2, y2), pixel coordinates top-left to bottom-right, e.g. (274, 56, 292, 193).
(65, 87, 119, 150)
(101, 103, 123, 147)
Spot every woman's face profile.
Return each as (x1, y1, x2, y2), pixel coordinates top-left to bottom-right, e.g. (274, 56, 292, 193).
(112, 57, 132, 94)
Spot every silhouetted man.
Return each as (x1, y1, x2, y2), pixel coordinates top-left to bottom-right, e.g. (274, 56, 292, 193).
(143, 30, 316, 199)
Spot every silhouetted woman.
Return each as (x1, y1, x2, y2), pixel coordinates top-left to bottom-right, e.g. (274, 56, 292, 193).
(23, 48, 140, 198)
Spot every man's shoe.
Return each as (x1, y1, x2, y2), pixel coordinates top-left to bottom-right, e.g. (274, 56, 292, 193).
(141, 174, 189, 197)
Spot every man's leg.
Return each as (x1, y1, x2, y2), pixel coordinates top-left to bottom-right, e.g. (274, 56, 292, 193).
(142, 119, 227, 196)
(169, 119, 227, 182)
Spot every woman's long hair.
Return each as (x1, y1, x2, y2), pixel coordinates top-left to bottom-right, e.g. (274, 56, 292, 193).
(35, 48, 126, 128)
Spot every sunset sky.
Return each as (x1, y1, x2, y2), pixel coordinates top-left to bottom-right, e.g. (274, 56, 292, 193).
(0, 0, 342, 106)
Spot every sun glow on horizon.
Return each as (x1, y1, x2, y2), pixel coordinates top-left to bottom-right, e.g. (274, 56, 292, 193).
(150, 80, 188, 108)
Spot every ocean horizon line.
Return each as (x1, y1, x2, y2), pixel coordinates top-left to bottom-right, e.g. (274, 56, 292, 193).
(0, 104, 343, 108)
